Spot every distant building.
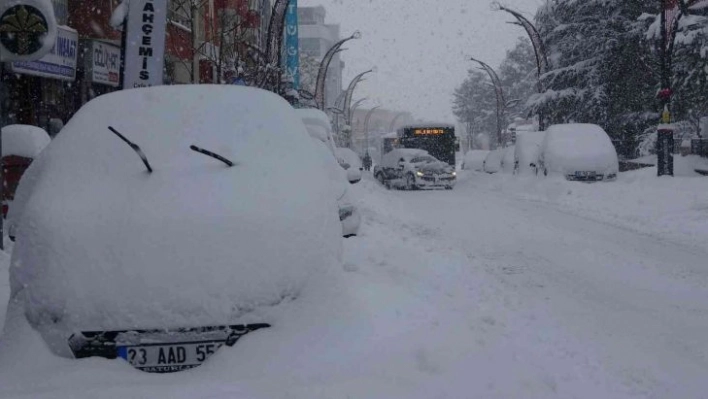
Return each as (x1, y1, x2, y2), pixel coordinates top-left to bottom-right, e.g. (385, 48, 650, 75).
(298, 6, 343, 109)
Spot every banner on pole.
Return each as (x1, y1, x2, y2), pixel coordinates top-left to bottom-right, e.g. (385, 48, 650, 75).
(285, 0, 300, 90)
(123, 0, 167, 89)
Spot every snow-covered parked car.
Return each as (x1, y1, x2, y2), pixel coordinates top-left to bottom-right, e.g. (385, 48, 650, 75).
(336, 147, 364, 177)
(5, 86, 342, 373)
(374, 148, 456, 190)
(513, 131, 546, 175)
(296, 108, 361, 237)
(483, 149, 504, 174)
(296, 108, 360, 184)
(1, 124, 51, 219)
(501, 145, 516, 174)
(538, 123, 619, 181)
(461, 150, 489, 171)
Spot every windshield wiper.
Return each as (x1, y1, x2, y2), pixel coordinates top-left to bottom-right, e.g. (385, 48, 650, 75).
(190, 145, 235, 167)
(108, 126, 153, 173)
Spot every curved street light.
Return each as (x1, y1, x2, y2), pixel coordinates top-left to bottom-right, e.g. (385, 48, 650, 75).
(470, 57, 506, 148)
(344, 69, 373, 126)
(314, 31, 362, 110)
(492, 3, 549, 130)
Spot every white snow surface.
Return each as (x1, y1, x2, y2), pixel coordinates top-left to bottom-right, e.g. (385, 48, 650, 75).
(336, 147, 362, 170)
(461, 149, 489, 171)
(1, 124, 51, 158)
(541, 123, 619, 175)
(1, 166, 708, 398)
(7, 86, 342, 356)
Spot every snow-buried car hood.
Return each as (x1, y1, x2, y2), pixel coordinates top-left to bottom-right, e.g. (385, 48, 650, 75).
(9, 86, 341, 355)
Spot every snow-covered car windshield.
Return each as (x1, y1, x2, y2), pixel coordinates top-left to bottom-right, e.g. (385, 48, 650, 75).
(2, 1, 708, 398)
(410, 156, 437, 164)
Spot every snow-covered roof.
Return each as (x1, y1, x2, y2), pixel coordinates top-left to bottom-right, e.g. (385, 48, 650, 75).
(9, 85, 342, 352)
(1, 125, 51, 159)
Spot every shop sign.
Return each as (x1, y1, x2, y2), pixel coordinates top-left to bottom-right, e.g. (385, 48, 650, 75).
(0, 0, 57, 62)
(10, 25, 77, 81)
(86, 40, 120, 87)
(123, 0, 167, 89)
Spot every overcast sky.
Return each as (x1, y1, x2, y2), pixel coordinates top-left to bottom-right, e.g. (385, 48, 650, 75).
(299, 0, 546, 123)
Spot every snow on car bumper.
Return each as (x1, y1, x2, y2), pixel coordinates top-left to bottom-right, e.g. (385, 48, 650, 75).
(415, 175, 456, 189)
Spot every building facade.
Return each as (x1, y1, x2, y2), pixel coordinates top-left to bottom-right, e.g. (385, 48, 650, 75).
(2, 0, 274, 132)
(298, 6, 343, 110)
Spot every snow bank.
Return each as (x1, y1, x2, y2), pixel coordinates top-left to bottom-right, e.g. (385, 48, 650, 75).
(541, 124, 619, 176)
(1, 125, 51, 158)
(461, 150, 489, 171)
(8, 86, 342, 357)
(474, 169, 708, 249)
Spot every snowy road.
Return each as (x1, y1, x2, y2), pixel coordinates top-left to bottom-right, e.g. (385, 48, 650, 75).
(1, 172, 707, 398)
(349, 172, 708, 397)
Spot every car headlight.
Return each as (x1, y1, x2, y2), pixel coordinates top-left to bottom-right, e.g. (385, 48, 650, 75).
(416, 171, 424, 177)
(451, 171, 457, 177)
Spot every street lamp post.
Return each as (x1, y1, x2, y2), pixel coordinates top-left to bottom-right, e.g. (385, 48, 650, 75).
(314, 31, 362, 110)
(470, 57, 506, 148)
(656, 0, 697, 176)
(493, 3, 550, 131)
(344, 69, 373, 126)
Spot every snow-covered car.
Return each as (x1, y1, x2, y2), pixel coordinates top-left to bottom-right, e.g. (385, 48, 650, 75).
(297, 108, 361, 237)
(5, 86, 342, 373)
(374, 148, 456, 190)
(461, 150, 489, 171)
(501, 145, 516, 174)
(1, 124, 51, 219)
(336, 147, 364, 182)
(538, 123, 619, 181)
(483, 149, 504, 174)
(297, 108, 361, 184)
(513, 131, 546, 175)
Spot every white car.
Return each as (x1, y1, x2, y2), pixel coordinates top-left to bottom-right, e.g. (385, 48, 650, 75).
(538, 123, 619, 181)
(296, 108, 361, 237)
(501, 145, 516, 174)
(5, 86, 342, 373)
(513, 131, 546, 175)
(374, 148, 456, 190)
(483, 149, 504, 174)
(461, 150, 489, 171)
(336, 147, 364, 181)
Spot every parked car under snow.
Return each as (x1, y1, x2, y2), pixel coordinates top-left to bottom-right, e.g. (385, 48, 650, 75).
(374, 149, 456, 190)
(538, 123, 619, 182)
(5, 86, 343, 373)
(461, 150, 489, 171)
(296, 108, 361, 238)
(513, 131, 546, 175)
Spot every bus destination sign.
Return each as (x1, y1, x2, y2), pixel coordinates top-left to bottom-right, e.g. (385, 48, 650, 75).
(413, 128, 446, 136)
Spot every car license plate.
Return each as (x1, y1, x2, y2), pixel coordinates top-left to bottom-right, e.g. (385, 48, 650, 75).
(576, 171, 596, 177)
(118, 341, 224, 373)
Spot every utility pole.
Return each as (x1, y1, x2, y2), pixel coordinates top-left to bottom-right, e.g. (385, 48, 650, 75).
(192, 1, 201, 83)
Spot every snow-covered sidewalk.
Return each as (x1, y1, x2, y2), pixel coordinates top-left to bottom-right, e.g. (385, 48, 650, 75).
(470, 168, 708, 249)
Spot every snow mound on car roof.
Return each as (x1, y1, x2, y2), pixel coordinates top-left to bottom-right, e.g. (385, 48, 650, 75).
(2, 125, 51, 158)
(543, 124, 619, 174)
(9, 85, 341, 352)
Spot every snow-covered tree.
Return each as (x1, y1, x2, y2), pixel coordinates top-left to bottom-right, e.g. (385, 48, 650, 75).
(452, 70, 497, 147)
